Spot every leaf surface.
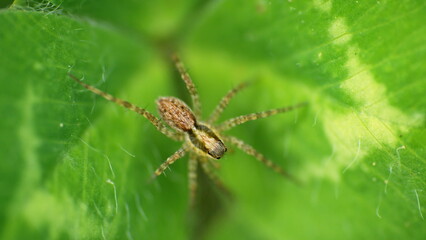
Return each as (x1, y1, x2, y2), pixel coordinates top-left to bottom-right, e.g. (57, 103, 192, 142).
(0, 1, 425, 239)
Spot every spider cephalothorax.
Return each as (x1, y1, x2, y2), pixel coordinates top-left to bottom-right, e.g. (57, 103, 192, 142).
(69, 54, 306, 205)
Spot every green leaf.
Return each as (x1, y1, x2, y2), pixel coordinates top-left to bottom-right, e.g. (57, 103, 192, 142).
(1, 1, 425, 239)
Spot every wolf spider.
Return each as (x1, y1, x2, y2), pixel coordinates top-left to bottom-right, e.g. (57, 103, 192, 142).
(69, 55, 306, 205)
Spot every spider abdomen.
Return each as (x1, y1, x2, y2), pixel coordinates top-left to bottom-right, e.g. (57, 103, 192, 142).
(157, 97, 196, 132)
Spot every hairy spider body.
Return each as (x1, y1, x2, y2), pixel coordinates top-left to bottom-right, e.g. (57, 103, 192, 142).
(157, 96, 227, 159)
(69, 54, 306, 206)
(157, 97, 195, 132)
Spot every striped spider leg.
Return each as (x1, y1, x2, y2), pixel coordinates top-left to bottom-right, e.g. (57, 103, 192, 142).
(172, 54, 201, 118)
(188, 154, 231, 207)
(188, 153, 198, 207)
(187, 153, 232, 207)
(68, 73, 183, 141)
(214, 100, 307, 183)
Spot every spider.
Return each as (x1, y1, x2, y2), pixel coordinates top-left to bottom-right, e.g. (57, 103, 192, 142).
(68, 55, 306, 206)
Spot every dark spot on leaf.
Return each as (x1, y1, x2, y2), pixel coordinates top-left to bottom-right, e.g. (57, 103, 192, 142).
(0, 0, 13, 8)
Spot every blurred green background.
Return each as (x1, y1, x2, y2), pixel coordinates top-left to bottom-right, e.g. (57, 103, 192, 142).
(0, 0, 425, 239)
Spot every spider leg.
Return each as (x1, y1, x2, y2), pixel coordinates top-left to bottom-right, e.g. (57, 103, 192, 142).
(223, 135, 299, 183)
(208, 81, 251, 124)
(171, 54, 201, 117)
(151, 147, 187, 179)
(188, 153, 198, 207)
(218, 102, 307, 131)
(200, 157, 231, 196)
(68, 73, 183, 141)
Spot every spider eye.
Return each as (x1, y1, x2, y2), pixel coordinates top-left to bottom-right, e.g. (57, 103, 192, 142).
(208, 142, 227, 159)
